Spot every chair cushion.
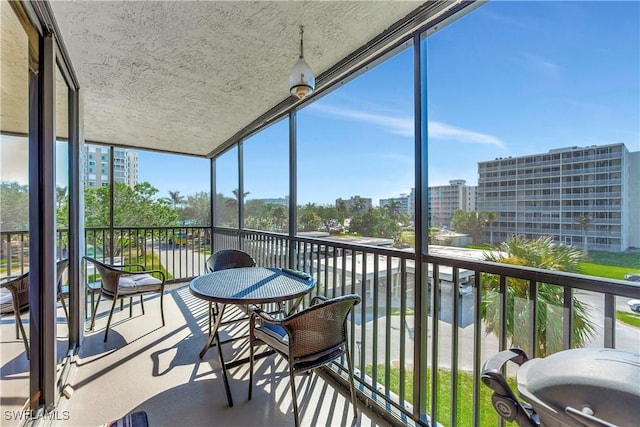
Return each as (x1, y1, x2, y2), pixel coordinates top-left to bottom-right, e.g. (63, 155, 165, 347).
(117, 274, 162, 295)
(0, 289, 14, 314)
(255, 323, 289, 355)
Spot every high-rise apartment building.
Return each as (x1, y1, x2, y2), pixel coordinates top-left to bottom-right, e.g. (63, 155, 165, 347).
(335, 195, 372, 213)
(255, 196, 289, 206)
(428, 180, 477, 227)
(477, 143, 639, 251)
(83, 144, 138, 188)
(380, 193, 411, 216)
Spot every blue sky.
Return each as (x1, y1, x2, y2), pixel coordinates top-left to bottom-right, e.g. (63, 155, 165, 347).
(3, 1, 638, 207)
(136, 0, 639, 206)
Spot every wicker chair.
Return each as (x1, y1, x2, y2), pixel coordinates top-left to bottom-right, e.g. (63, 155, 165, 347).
(248, 294, 361, 427)
(204, 249, 256, 332)
(0, 273, 30, 356)
(84, 256, 166, 342)
(1, 260, 71, 357)
(56, 258, 70, 322)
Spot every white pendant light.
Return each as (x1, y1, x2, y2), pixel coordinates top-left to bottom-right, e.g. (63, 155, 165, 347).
(288, 26, 315, 100)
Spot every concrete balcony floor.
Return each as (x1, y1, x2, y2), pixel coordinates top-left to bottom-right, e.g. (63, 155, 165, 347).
(2, 283, 388, 427)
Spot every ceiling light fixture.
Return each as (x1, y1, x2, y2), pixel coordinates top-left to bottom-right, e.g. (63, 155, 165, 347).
(288, 25, 315, 100)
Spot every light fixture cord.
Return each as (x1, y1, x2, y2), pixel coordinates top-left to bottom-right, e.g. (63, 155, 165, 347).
(299, 25, 304, 59)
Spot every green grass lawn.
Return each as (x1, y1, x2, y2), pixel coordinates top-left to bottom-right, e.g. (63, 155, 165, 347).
(578, 250, 639, 280)
(366, 365, 516, 427)
(617, 310, 640, 328)
(586, 251, 640, 270)
(130, 253, 172, 279)
(579, 262, 638, 280)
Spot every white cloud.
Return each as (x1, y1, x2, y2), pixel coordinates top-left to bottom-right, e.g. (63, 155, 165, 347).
(309, 104, 414, 137)
(309, 103, 505, 148)
(429, 121, 504, 148)
(521, 52, 562, 77)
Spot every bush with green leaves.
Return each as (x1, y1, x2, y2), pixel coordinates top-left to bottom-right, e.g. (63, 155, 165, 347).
(481, 235, 595, 356)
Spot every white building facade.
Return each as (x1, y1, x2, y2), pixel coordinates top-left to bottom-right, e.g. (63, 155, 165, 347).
(83, 144, 138, 188)
(477, 143, 639, 252)
(428, 180, 477, 227)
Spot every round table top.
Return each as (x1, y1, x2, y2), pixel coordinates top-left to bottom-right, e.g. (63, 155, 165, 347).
(189, 267, 316, 305)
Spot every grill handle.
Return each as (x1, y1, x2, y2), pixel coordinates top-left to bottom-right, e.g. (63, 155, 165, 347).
(481, 349, 537, 427)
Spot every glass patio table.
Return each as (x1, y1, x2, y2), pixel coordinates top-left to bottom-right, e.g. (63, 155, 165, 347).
(189, 266, 316, 407)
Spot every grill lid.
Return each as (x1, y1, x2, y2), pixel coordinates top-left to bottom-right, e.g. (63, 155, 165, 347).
(517, 348, 640, 427)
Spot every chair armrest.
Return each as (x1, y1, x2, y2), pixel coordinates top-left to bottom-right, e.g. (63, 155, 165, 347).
(310, 295, 328, 306)
(1, 275, 18, 284)
(249, 306, 281, 325)
(116, 263, 146, 272)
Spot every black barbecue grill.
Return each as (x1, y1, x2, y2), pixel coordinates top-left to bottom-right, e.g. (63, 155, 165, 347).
(481, 348, 640, 427)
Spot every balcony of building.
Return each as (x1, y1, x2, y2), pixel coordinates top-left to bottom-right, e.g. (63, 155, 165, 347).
(3, 227, 640, 426)
(2, 0, 640, 426)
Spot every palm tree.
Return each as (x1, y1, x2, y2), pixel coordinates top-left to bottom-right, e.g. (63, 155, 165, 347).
(385, 199, 402, 221)
(164, 190, 185, 209)
(484, 211, 498, 246)
(574, 214, 592, 255)
(481, 235, 595, 357)
(226, 189, 250, 210)
(56, 186, 68, 209)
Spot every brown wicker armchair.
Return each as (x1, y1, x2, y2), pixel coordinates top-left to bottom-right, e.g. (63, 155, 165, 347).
(205, 249, 256, 273)
(0, 273, 30, 356)
(1, 259, 71, 358)
(56, 258, 70, 322)
(204, 249, 256, 332)
(248, 293, 361, 427)
(84, 256, 166, 342)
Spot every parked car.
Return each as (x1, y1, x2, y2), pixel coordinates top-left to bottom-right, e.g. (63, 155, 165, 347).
(628, 300, 640, 314)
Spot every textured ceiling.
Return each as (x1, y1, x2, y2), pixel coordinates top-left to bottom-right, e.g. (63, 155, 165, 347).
(44, 1, 427, 157)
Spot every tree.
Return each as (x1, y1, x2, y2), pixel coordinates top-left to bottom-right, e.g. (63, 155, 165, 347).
(336, 199, 347, 215)
(384, 200, 402, 221)
(244, 200, 288, 232)
(81, 181, 178, 257)
(268, 204, 288, 232)
(0, 182, 29, 231)
(481, 235, 595, 357)
(298, 204, 322, 232)
(56, 186, 68, 209)
(84, 181, 178, 227)
(226, 188, 250, 210)
(56, 186, 69, 228)
(182, 192, 211, 226)
(484, 211, 498, 246)
(316, 205, 343, 232)
(350, 197, 367, 214)
(574, 214, 592, 255)
(451, 210, 487, 244)
(214, 193, 236, 226)
(349, 207, 401, 240)
(164, 190, 185, 210)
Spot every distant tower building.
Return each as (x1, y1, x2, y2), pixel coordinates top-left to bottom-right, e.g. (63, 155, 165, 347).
(477, 143, 639, 251)
(335, 195, 372, 214)
(409, 188, 415, 219)
(255, 196, 289, 206)
(428, 180, 477, 227)
(379, 193, 411, 216)
(83, 144, 138, 188)
(127, 152, 138, 188)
